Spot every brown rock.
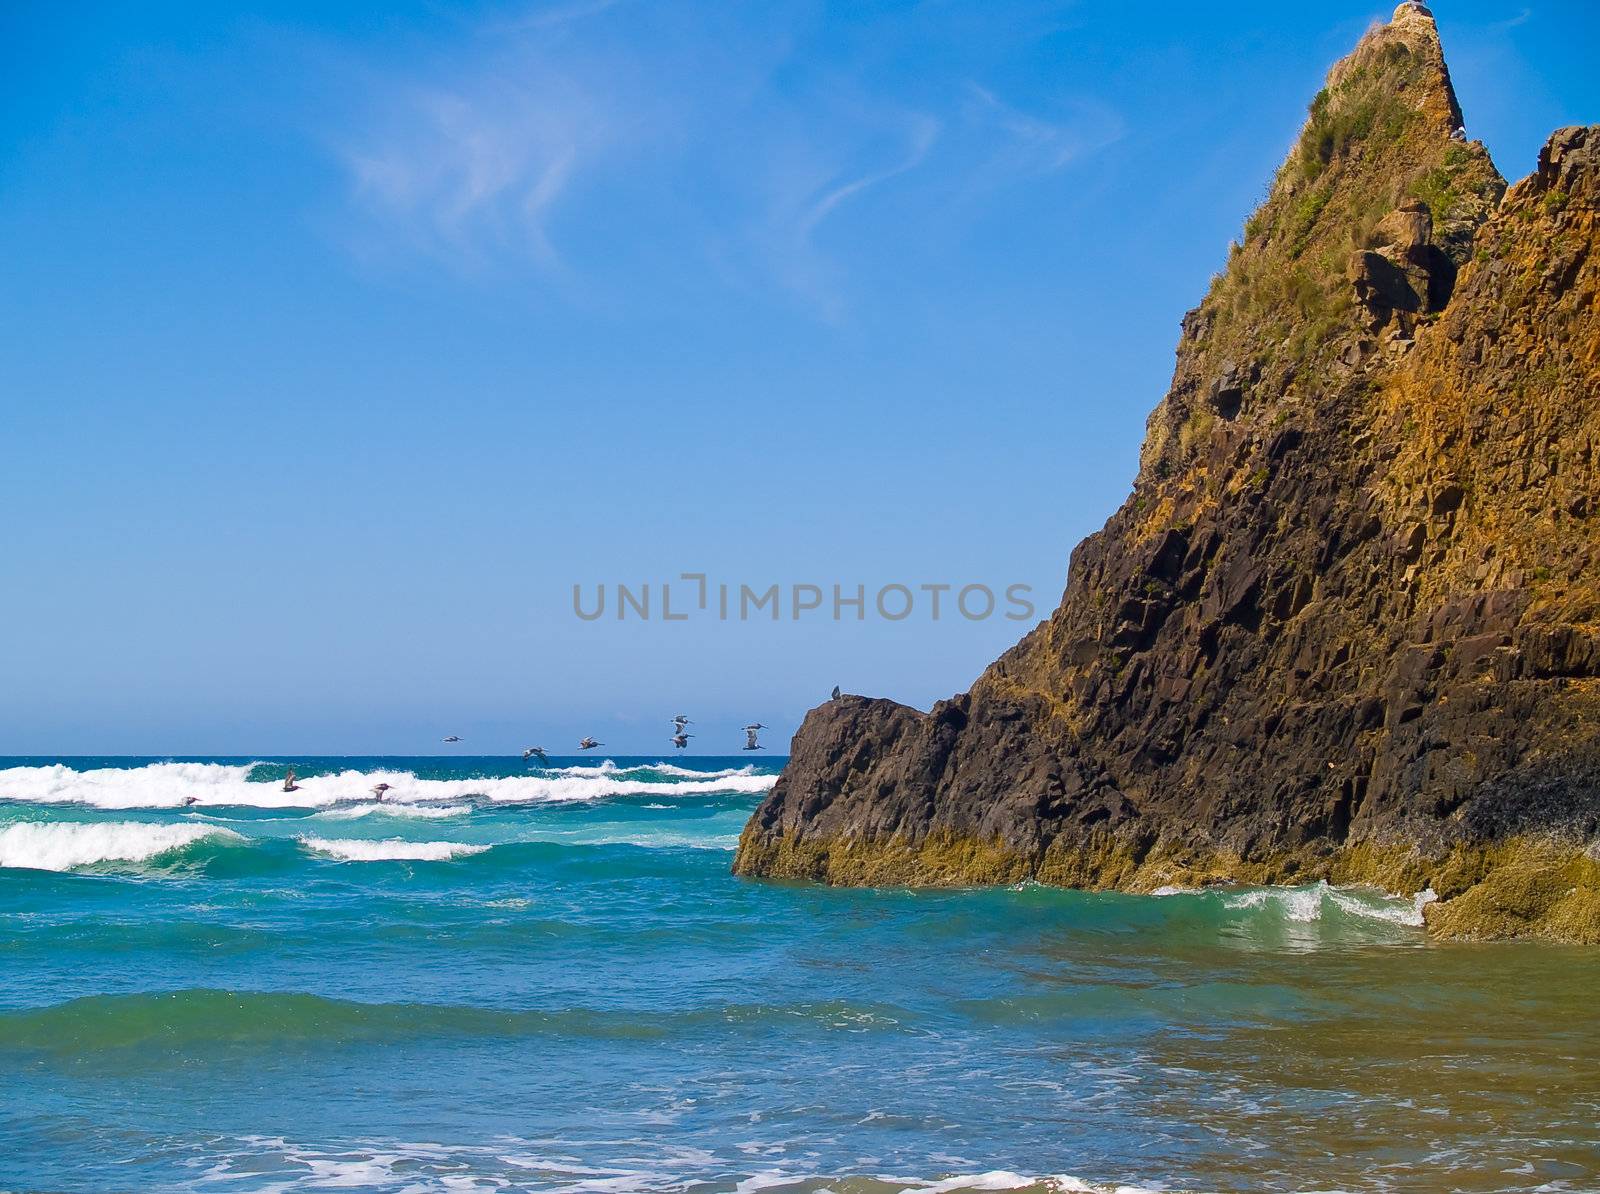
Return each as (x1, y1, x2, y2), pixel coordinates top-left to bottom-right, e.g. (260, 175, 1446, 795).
(735, 10, 1600, 943)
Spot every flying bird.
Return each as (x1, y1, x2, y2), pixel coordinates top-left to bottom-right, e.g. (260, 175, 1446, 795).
(672, 732, 692, 750)
(671, 714, 692, 729)
(578, 737, 603, 751)
(443, 736, 462, 743)
(523, 746, 548, 763)
(372, 783, 393, 801)
(742, 723, 766, 731)
(743, 728, 764, 751)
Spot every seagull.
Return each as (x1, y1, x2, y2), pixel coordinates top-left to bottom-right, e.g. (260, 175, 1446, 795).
(831, 685, 841, 700)
(443, 736, 462, 743)
(743, 727, 765, 751)
(578, 737, 603, 751)
(372, 782, 393, 801)
(523, 746, 548, 763)
(672, 732, 692, 750)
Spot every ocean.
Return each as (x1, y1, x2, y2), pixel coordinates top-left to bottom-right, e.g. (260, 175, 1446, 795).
(1, 756, 1596, 1193)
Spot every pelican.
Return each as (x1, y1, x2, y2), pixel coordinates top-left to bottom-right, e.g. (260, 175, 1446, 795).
(523, 746, 548, 763)
(743, 728, 764, 751)
(578, 737, 603, 751)
(742, 722, 766, 731)
(831, 685, 841, 700)
(672, 731, 692, 750)
(443, 735, 462, 743)
(372, 782, 393, 801)
(671, 714, 692, 730)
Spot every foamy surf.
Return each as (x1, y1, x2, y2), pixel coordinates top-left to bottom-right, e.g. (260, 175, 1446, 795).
(877, 1171, 1124, 1193)
(298, 836, 490, 862)
(0, 820, 242, 872)
(0, 761, 775, 810)
(1218, 880, 1435, 927)
(184, 1138, 1157, 1194)
(721, 1172, 1148, 1194)
(536, 759, 755, 775)
(312, 803, 473, 821)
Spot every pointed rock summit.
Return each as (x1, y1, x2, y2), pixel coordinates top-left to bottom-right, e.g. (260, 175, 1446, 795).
(736, 9, 1600, 943)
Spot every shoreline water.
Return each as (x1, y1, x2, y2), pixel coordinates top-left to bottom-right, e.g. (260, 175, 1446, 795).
(2, 756, 1598, 1192)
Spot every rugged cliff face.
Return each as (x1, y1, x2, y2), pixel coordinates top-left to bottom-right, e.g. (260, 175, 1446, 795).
(734, 3, 1600, 943)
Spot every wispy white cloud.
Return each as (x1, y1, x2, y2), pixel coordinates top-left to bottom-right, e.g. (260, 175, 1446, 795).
(802, 114, 942, 238)
(962, 83, 1122, 175)
(1492, 8, 1534, 31)
(738, 109, 943, 319)
(341, 58, 615, 277)
(327, 1, 1120, 315)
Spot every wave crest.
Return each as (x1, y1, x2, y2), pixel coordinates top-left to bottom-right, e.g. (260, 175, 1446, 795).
(298, 836, 489, 862)
(312, 802, 472, 821)
(0, 761, 774, 810)
(0, 820, 241, 872)
(1220, 880, 1436, 927)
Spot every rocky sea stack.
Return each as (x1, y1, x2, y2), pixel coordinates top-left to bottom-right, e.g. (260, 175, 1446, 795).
(735, 4, 1600, 942)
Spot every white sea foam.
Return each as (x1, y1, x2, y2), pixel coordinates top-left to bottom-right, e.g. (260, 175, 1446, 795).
(0, 820, 241, 872)
(298, 836, 489, 862)
(640, 763, 758, 780)
(534, 760, 753, 780)
(1330, 884, 1438, 926)
(190, 1137, 1150, 1194)
(885, 1172, 1107, 1193)
(1221, 880, 1433, 927)
(0, 761, 774, 811)
(312, 802, 472, 821)
(563, 831, 741, 852)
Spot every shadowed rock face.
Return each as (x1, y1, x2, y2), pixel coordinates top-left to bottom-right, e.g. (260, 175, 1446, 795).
(735, 6, 1600, 943)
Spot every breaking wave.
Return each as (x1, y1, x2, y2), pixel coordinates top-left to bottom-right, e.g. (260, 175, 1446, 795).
(0, 760, 774, 811)
(298, 836, 490, 862)
(0, 820, 242, 872)
(1152, 879, 1436, 928)
(311, 802, 473, 821)
(1220, 880, 1436, 927)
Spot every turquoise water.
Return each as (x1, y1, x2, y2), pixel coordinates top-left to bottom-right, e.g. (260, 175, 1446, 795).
(2, 757, 1598, 1193)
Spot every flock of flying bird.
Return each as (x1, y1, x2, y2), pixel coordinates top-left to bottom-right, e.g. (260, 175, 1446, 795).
(350, 720, 774, 802)
(431, 714, 774, 766)
(303, 692, 845, 803)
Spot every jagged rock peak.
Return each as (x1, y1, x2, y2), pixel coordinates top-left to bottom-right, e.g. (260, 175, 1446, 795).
(1134, 2, 1502, 488)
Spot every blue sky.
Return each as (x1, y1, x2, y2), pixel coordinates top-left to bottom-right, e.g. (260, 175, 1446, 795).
(2, 0, 1596, 755)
